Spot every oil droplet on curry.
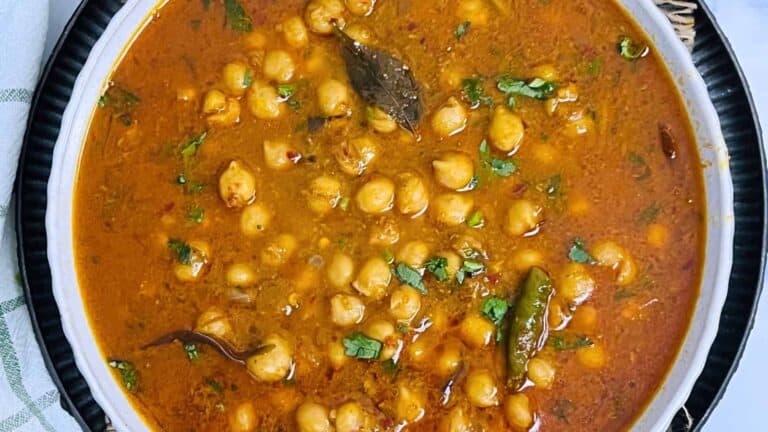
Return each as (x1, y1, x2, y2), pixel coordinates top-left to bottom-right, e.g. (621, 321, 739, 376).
(75, 0, 705, 430)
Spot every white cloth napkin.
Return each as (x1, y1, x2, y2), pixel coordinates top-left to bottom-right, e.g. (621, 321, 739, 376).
(0, 0, 80, 430)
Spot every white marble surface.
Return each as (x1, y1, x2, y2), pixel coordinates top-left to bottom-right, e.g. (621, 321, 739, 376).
(43, 0, 767, 430)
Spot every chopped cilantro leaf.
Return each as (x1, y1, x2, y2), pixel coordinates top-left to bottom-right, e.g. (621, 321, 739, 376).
(382, 249, 395, 264)
(497, 76, 556, 101)
(462, 78, 493, 108)
(342, 332, 382, 360)
(167, 239, 192, 264)
(206, 378, 224, 394)
(392, 263, 426, 294)
(567, 237, 596, 264)
(187, 206, 205, 224)
(381, 359, 399, 375)
(550, 334, 594, 351)
(618, 36, 648, 61)
(276, 84, 296, 99)
(223, 0, 252, 32)
(461, 259, 485, 275)
(479, 140, 517, 177)
(425, 256, 449, 282)
(184, 343, 200, 361)
(637, 204, 660, 225)
(243, 68, 252, 87)
(108, 360, 138, 392)
(454, 21, 471, 40)
(180, 131, 208, 159)
(467, 210, 484, 228)
(480, 296, 509, 325)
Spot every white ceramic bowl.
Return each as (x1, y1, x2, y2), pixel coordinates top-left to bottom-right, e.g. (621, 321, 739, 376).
(45, 1, 734, 430)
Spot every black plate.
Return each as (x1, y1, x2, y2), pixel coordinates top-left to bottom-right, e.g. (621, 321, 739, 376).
(15, 1, 765, 431)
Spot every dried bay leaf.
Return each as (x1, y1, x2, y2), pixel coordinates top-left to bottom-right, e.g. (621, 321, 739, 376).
(335, 29, 423, 134)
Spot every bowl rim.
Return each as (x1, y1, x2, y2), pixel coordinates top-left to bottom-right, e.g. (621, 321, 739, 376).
(42, 1, 735, 431)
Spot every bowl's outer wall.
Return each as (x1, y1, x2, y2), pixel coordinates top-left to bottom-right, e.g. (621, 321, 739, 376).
(16, 1, 765, 431)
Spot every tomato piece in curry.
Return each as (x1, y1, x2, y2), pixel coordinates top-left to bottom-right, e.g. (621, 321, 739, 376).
(74, 0, 705, 430)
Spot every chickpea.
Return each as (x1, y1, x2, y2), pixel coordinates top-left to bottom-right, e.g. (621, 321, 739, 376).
(504, 394, 533, 429)
(456, 0, 489, 26)
(436, 338, 463, 376)
(318, 79, 351, 117)
(263, 140, 299, 171)
(206, 98, 241, 127)
(261, 233, 299, 266)
(647, 223, 668, 248)
(458, 313, 495, 348)
(344, 23, 373, 43)
(431, 97, 468, 137)
(395, 171, 429, 217)
(389, 285, 422, 322)
(406, 334, 433, 364)
(248, 80, 283, 119)
(353, 257, 392, 299)
(327, 252, 355, 289)
(240, 203, 271, 236)
(308, 175, 342, 215)
(576, 342, 607, 369)
(365, 319, 400, 360)
(203, 89, 226, 113)
(531, 64, 558, 81)
(243, 30, 268, 50)
(356, 176, 395, 214)
(527, 357, 556, 389)
(558, 263, 596, 306)
(395, 382, 426, 423)
(592, 241, 637, 285)
(247, 334, 294, 382)
(229, 402, 256, 432)
(432, 193, 474, 226)
(296, 401, 331, 432)
(305, 0, 346, 35)
(435, 250, 462, 280)
(432, 152, 475, 190)
(330, 294, 366, 326)
(367, 105, 397, 133)
(369, 216, 400, 245)
(489, 106, 524, 153)
(335, 402, 375, 432)
(569, 305, 597, 334)
(263, 50, 296, 83)
(505, 199, 542, 236)
(218, 160, 257, 209)
(345, 0, 375, 16)
(221, 62, 250, 96)
(328, 340, 348, 369)
(282, 16, 309, 48)
(396, 241, 430, 268)
(510, 249, 543, 272)
(174, 240, 211, 282)
(226, 263, 255, 287)
(441, 406, 471, 432)
(195, 306, 232, 340)
(465, 369, 499, 408)
(334, 135, 379, 176)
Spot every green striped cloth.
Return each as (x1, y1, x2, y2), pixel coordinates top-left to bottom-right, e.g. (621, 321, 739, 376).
(0, 0, 80, 430)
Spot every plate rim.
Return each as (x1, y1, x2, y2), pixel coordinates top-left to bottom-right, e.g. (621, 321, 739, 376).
(14, 0, 767, 430)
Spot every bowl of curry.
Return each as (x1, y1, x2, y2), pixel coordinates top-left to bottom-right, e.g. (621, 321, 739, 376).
(45, 0, 734, 431)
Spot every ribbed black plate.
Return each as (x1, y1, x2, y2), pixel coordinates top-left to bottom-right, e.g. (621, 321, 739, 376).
(15, 1, 765, 431)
